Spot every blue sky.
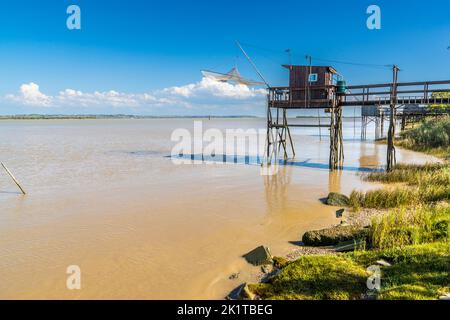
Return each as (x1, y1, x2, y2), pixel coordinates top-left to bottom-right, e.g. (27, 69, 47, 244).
(0, 0, 449, 115)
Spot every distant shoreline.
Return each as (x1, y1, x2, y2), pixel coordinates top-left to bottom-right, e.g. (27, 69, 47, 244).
(0, 115, 362, 120)
(0, 115, 261, 120)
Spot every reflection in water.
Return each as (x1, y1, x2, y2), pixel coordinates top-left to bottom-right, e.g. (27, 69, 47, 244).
(328, 170, 342, 193)
(263, 165, 293, 215)
(359, 142, 381, 169)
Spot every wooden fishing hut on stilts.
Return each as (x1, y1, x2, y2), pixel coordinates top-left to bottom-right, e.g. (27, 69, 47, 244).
(266, 64, 450, 172)
(266, 64, 344, 170)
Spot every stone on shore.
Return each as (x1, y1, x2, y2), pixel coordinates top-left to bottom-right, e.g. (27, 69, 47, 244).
(228, 273, 240, 280)
(272, 256, 289, 269)
(227, 283, 256, 300)
(260, 265, 271, 274)
(302, 225, 369, 246)
(326, 192, 350, 206)
(239, 283, 256, 300)
(243, 246, 272, 266)
(336, 208, 345, 218)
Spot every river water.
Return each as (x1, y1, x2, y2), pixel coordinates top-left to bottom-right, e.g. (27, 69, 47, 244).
(0, 118, 437, 299)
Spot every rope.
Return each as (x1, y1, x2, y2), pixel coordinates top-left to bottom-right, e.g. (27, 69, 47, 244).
(310, 57, 392, 69)
(238, 42, 392, 70)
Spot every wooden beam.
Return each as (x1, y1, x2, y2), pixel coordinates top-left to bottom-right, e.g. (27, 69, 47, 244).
(347, 79, 450, 89)
(272, 124, 331, 128)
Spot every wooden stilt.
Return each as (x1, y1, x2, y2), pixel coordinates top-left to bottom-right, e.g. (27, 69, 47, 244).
(387, 65, 400, 172)
(264, 97, 295, 165)
(286, 120, 296, 158)
(329, 98, 344, 170)
(329, 106, 336, 169)
(1, 162, 26, 195)
(401, 110, 406, 131)
(361, 115, 367, 140)
(338, 106, 344, 168)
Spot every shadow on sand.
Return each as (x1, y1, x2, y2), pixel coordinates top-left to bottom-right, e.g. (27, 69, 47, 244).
(166, 154, 381, 173)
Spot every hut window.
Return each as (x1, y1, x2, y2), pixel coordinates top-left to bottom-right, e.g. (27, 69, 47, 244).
(308, 73, 318, 82)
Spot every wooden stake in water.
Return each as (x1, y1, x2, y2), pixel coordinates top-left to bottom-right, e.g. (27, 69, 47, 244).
(1, 162, 26, 195)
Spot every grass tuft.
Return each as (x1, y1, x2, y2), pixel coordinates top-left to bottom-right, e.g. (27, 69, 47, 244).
(401, 116, 450, 149)
(369, 205, 450, 250)
(349, 185, 449, 210)
(363, 163, 450, 186)
(249, 255, 368, 300)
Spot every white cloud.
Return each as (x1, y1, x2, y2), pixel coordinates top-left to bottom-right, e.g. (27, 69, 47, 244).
(56, 89, 154, 108)
(6, 82, 53, 107)
(163, 77, 266, 99)
(4, 78, 267, 113)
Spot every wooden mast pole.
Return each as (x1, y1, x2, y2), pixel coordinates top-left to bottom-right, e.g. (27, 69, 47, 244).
(236, 41, 270, 88)
(236, 41, 277, 165)
(237, 41, 295, 164)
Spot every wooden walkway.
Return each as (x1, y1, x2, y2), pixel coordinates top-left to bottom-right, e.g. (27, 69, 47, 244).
(269, 80, 450, 109)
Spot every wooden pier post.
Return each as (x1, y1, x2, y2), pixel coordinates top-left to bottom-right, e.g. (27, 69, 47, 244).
(361, 115, 367, 140)
(265, 94, 274, 161)
(282, 109, 295, 158)
(329, 106, 336, 169)
(401, 112, 406, 131)
(264, 92, 295, 166)
(1, 162, 26, 195)
(387, 65, 400, 172)
(330, 97, 344, 170)
(338, 106, 344, 167)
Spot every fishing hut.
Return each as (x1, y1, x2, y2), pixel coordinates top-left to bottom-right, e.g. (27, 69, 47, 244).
(267, 64, 345, 169)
